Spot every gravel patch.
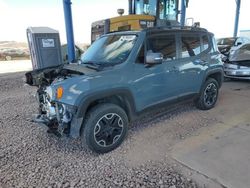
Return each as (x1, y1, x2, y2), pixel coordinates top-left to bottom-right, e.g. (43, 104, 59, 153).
(0, 72, 201, 188)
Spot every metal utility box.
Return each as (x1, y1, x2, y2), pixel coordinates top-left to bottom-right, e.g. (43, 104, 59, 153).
(27, 27, 62, 70)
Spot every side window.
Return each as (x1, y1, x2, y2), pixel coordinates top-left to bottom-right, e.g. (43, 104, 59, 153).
(211, 36, 218, 52)
(147, 34, 176, 61)
(202, 35, 209, 52)
(181, 35, 201, 58)
(236, 38, 243, 45)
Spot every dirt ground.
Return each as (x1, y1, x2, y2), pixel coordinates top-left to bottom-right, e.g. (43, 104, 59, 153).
(0, 72, 249, 187)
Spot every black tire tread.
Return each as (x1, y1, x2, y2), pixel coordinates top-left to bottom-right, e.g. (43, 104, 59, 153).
(195, 78, 219, 110)
(83, 103, 128, 153)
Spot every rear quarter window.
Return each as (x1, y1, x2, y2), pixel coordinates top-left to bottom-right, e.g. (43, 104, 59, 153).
(202, 35, 209, 52)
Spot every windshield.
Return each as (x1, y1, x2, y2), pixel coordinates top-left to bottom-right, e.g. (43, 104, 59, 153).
(135, 0, 157, 15)
(217, 38, 235, 46)
(135, 0, 177, 20)
(81, 34, 137, 65)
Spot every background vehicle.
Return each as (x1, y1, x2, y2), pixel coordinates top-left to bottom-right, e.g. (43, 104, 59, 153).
(0, 48, 30, 61)
(25, 27, 223, 153)
(61, 44, 84, 64)
(224, 43, 250, 80)
(91, 0, 189, 42)
(217, 37, 250, 58)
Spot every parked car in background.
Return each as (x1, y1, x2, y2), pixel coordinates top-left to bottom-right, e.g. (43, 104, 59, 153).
(61, 44, 84, 63)
(217, 37, 250, 58)
(0, 48, 29, 61)
(0, 41, 30, 61)
(224, 43, 250, 80)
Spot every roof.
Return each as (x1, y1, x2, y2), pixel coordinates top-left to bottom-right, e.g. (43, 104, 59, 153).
(105, 26, 210, 37)
(144, 26, 208, 33)
(27, 27, 59, 34)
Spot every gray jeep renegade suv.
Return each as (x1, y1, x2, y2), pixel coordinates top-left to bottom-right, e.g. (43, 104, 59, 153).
(25, 27, 223, 153)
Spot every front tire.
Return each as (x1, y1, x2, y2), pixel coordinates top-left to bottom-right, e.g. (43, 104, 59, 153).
(195, 78, 219, 110)
(83, 103, 128, 153)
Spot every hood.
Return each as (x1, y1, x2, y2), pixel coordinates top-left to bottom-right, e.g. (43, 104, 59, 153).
(63, 64, 96, 74)
(229, 44, 250, 62)
(25, 63, 96, 87)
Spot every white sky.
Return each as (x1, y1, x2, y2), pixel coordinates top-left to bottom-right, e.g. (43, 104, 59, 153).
(0, 0, 249, 44)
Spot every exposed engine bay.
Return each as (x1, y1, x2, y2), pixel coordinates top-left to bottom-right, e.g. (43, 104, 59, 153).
(25, 64, 85, 136)
(25, 64, 84, 87)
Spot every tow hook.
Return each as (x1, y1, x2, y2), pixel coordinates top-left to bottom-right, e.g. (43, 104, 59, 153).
(32, 114, 50, 125)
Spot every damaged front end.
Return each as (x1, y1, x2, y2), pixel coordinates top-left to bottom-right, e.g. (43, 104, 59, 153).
(34, 88, 75, 136)
(224, 61, 250, 80)
(25, 65, 84, 137)
(224, 44, 250, 80)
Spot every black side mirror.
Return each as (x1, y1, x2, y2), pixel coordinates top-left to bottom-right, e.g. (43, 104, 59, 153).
(236, 42, 242, 46)
(146, 51, 163, 65)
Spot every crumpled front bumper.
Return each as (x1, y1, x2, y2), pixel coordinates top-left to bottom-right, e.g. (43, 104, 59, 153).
(33, 99, 82, 138)
(224, 63, 250, 80)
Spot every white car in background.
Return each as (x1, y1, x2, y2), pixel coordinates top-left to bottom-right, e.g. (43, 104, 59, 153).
(224, 43, 250, 80)
(217, 37, 250, 57)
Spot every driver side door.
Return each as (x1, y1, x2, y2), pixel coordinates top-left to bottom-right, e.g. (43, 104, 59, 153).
(131, 33, 180, 111)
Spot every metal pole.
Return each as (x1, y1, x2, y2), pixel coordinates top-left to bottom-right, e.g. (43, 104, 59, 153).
(63, 0, 76, 63)
(180, 0, 186, 27)
(128, 0, 132, 14)
(131, 0, 135, 14)
(233, 0, 241, 37)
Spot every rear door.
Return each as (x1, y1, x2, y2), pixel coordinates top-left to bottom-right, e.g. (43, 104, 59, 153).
(174, 32, 209, 96)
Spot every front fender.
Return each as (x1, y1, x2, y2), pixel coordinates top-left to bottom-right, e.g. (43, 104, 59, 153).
(75, 88, 136, 119)
(69, 88, 136, 138)
(51, 75, 91, 106)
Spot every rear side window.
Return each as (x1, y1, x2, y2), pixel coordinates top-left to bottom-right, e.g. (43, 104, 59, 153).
(181, 35, 201, 58)
(147, 34, 176, 61)
(211, 36, 218, 52)
(202, 35, 209, 51)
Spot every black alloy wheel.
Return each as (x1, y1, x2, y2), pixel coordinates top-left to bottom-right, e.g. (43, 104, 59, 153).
(83, 103, 128, 153)
(94, 113, 124, 147)
(195, 78, 219, 110)
(204, 82, 218, 107)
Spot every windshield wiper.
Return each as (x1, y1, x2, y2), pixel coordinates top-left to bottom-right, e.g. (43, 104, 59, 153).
(81, 61, 101, 71)
(81, 61, 120, 70)
(98, 62, 120, 68)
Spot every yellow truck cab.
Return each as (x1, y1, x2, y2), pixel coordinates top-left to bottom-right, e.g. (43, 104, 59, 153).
(91, 0, 180, 42)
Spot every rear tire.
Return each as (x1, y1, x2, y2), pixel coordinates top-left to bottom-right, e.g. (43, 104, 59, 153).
(83, 103, 128, 153)
(195, 78, 219, 110)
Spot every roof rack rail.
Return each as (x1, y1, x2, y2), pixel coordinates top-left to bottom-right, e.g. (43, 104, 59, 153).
(145, 25, 208, 32)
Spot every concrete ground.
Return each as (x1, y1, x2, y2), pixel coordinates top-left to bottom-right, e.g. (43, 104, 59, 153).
(172, 80, 250, 188)
(0, 60, 32, 74)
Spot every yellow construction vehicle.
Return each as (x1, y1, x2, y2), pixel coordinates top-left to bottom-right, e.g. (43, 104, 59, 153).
(91, 0, 186, 42)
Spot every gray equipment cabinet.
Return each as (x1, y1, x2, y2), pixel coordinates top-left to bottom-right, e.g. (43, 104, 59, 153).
(27, 27, 62, 70)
